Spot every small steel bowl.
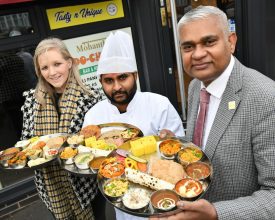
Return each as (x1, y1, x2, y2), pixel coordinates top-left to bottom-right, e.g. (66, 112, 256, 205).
(185, 161, 212, 181)
(150, 189, 179, 212)
(44, 148, 58, 160)
(89, 156, 106, 172)
(122, 187, 151, 212)
(159, 139, 182, 159)
(74, 152, 94, 170)
(103, 178, 129, 202)
(99, 158, 125, 179)
(60, 147, 78, 165)
(177, 145, 203, 167)
(174, 178, 203, 201)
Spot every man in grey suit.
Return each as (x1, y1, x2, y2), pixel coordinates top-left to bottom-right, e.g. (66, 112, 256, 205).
(151, 5, 275, 220)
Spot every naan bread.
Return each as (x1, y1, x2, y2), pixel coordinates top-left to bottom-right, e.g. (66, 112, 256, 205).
(125, 167, 174, 191)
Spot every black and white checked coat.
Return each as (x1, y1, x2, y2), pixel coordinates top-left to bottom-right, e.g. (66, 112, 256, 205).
(186, 58, 275, 219)
(21, 89, 99, 210)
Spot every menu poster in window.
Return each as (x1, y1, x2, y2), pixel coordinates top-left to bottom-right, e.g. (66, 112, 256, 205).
(63, 27, 140, 97)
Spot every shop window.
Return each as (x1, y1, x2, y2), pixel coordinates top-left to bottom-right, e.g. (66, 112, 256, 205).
(0, 12, 34, 39)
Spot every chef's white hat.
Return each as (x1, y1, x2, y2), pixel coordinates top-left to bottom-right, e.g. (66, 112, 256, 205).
(97, 30, 137, 75)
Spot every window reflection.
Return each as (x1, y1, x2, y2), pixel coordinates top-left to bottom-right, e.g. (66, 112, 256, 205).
(0, 12, 34, 39)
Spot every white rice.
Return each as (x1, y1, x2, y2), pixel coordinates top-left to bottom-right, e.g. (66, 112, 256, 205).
(122, 188, 150, 210)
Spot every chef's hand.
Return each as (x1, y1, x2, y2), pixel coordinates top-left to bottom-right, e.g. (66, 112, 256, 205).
(149, 199, 217, 220)
(158, 129, 175, 139)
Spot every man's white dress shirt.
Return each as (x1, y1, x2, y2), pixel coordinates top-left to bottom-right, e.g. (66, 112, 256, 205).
(200, 55, 235, 150)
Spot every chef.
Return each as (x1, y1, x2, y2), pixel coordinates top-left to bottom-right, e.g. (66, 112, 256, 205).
(83, 30, 184, 220)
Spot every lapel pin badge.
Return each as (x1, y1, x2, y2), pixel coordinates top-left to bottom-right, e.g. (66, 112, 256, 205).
(228, 101, 236, 110)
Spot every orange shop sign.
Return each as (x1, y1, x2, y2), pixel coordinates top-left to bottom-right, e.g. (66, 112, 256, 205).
(46, 0, 124, 30)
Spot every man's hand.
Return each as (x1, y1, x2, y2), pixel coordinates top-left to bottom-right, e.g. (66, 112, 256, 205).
(150, 199, 217, 220)
(158, 129, 175, 139)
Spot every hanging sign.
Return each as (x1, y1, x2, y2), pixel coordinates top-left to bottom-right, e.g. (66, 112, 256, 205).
(46, 0, 124, 30)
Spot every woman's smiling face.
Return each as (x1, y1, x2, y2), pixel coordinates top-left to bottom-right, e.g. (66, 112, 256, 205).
(38, 48, 72, 93)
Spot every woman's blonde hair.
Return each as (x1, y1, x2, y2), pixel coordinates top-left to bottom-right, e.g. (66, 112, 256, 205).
(33, 37, 90, 105)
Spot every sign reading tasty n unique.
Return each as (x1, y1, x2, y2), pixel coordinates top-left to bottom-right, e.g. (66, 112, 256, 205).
(63, 27, 134, 97)
(46, 0, 124, 30)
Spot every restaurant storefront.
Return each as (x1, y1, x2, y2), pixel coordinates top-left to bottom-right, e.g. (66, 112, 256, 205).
(1, 0, 275, 218)
(0, 0, 182, 216)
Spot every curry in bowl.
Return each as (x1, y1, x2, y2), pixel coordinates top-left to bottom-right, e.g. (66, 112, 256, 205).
(177, 146, 203, 166)
(150, 189, 179, 211)
(103, 178, 129, 201)
(174, 178, 203, 199)
(185, 161, 211, 180)
(159, 139, 182, 158)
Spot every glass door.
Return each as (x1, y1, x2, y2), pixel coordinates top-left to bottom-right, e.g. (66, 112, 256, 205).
(163, 0, 235, 123)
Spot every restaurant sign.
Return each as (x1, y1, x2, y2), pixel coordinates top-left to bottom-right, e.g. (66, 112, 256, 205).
(46, 0, 124, 30)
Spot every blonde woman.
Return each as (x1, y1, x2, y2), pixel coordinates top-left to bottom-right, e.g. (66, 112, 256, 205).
(21, 37, 101, 219)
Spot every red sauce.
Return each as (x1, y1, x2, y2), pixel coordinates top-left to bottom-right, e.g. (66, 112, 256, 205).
(186, 162, 210, 180)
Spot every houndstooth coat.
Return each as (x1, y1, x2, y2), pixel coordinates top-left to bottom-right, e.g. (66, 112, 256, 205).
(21, 89, 99, 211)
(186, 58, 275, 219)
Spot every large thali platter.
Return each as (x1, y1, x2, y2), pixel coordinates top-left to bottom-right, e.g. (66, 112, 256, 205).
(0, 133, 68, 170)
(58, 123, 143, 176)
(97, 136, 212, 217)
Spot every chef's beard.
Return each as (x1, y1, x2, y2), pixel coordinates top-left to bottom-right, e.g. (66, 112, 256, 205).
(104, 82, 137, 105)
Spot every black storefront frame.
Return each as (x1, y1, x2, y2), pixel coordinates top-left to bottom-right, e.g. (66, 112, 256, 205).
(0, 0, 181, 209)
(0, 0, 180, 103)
(0, 0, 137, 209)
(127, 0, 180, 111)
(231, 0, 275, 81)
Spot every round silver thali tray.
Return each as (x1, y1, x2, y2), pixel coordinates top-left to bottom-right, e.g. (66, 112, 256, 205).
(59, 123, 143, 177)
(97, 137, 213, 217)
(0, 133, 68, 170)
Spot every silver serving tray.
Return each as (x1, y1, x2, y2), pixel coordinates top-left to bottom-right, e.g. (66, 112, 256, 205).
(97, 137, 213, 217)
(59, 123, 143, 176)
(0, 133, 68, 170)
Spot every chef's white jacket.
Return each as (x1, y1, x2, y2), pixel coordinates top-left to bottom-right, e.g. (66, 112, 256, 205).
(83, 91, 185, 220)
(83, 91, 184, 137)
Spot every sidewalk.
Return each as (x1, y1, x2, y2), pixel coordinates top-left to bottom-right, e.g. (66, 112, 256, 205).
(1, 199, 54, 220)
(1, 195, 116, 220)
